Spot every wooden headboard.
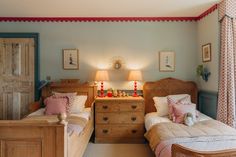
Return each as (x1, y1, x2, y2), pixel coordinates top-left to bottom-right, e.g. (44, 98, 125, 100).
(143, 78, 198, 114)
(42, 82, 97, 108)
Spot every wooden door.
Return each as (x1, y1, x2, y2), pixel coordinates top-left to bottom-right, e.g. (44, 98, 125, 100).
(0, 38, 35, 120)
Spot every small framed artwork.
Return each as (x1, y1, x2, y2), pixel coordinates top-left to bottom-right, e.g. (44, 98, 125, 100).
(159, 51, 175, 72)
(202, 43, 211, 62)
(62, 49, 79, 70)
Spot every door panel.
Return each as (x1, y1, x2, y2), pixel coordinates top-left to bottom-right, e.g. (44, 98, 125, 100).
(0, 38, 35, 120)
(12, 43, 21, 76)
(1, 140, 42, 157)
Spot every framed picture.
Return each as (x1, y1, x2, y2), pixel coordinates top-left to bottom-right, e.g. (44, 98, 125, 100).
(159, 51, 175, 72)
(202, 43, 211, 62)
(63, 49, 79, 70)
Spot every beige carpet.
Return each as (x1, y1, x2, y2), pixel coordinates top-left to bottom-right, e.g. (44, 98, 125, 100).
(83, 143, 155, 157)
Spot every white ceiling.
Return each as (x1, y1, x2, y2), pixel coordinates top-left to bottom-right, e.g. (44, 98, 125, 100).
(0, 0, 220, 17)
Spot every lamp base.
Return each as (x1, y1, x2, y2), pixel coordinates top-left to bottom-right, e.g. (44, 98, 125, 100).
(99, 81, 105, 97)
(132, 93, 139, 97)
(132, 80, 139, 97)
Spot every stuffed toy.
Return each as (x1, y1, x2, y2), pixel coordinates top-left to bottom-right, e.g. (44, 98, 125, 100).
(184, 112, 195, 126)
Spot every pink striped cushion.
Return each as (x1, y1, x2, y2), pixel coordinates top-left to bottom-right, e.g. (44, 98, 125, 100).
(44, 96, 68, 115)
(172, 103, 196, 123)
(167, 96, 191, 119)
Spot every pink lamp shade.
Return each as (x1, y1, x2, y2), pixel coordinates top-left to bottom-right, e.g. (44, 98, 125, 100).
(128, 70, 142, 97)
(95, 70, 109, 97)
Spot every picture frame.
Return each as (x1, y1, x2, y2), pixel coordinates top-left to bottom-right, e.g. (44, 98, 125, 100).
(202, 43, 211, 62)
(159, 51, 175, 72)
(62, 49, 79, 70)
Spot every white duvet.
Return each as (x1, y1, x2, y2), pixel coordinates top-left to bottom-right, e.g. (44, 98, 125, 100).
(145, 111, 212, 131)
(28, 107, 91, 121)
(145, 112, 236, 157)
(28, 108, 91, 135)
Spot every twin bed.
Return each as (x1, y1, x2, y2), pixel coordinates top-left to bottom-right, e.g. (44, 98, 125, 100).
(143, 78, 236, 157)
(0, 82, 97, 157)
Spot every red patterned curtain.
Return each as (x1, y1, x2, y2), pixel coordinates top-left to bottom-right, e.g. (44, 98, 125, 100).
(217, 0, 236, 127)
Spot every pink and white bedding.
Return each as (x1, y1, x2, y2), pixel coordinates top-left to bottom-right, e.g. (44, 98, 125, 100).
(145, 112, 236, 157)
(26, 108, 91, 136)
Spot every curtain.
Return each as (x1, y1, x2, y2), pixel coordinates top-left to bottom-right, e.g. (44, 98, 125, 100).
(217, 0, 236, 127)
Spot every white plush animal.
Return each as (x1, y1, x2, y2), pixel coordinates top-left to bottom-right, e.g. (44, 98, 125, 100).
(184, 112, 195, 126)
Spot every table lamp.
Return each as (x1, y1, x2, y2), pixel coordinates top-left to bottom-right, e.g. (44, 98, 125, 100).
(95, 70, 109, 97)
(128, 70, 142, 97)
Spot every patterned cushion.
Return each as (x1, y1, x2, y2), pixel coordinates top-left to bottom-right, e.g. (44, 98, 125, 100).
(153, 94, 191, 117)
(167, 95, 191, 119)
(67, 95, 87, 113)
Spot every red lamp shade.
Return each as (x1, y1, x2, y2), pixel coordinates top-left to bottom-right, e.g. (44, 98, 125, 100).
(128, 70, 142, 97)
(95, 70, 109, 97)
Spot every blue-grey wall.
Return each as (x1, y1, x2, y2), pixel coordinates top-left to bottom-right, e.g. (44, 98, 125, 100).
(0, 22, 198, 89)
(197, 10, 220, 92)
(197, 10, 219, 118)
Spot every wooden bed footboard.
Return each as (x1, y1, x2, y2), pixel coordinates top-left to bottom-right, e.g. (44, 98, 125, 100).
(0, 121, 67, 157)
(0, 82, 97, 157)
(172, 144, 236, 157)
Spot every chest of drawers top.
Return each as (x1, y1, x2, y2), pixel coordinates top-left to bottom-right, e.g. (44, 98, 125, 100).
(95, 97, 144, 101)
(95, 97, 144, 112)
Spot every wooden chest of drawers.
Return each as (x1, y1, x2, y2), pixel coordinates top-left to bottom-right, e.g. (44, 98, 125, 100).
(95, 97, 145, 143)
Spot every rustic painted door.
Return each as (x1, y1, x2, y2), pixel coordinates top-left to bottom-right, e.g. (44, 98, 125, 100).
(0, 38, 35, 120)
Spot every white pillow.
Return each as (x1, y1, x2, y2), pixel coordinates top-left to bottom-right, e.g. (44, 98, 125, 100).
(69, 95, 88, 113)
(153, 97, 169, 117)
(153, 94, 191, 117)
(53, 92, 77, 97)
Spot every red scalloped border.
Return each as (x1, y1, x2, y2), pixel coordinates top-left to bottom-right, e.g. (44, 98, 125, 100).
(0, 4, 218, 22)
(0, 17, 198, 22)
(197, 4, 218, 21)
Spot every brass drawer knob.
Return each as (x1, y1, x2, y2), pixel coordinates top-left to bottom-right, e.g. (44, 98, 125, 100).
(131, 105, 137, 109)
(131, 117, 137, 121)
(102, 129, 108, 134)
(102, 105, 108, 109)
(131, 130, 137, 134)
(103, 117, 108, 121)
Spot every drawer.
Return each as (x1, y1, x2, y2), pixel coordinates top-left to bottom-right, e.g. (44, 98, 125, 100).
(119, 103, 144, 112)
(96, 112, 144, 124)
(95, 102, 144, 112)
(95, 102, 119, 112)
(95, 124, 145, 138)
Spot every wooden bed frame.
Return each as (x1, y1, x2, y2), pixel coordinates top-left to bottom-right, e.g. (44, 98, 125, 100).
(0, 82, 97, 157)
(143, 77, 198, 114)
(172, 144, 236, 157)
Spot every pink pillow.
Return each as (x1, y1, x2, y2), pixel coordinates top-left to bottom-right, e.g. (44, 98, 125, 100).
(167, 96, 191, 119)
(172, 103, 196, 123)
(44, 97, 68, 115)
